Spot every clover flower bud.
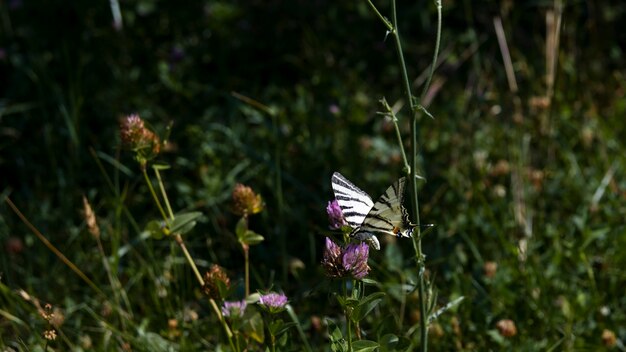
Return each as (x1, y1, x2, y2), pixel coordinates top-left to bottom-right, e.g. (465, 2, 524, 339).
(326, 200, 347, 230)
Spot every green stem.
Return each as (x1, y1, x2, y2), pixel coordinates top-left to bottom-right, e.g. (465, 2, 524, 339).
(244, 243, 250, 297)
(391, 0, 415, 114)
(154, 167, 175, 220)
(419, 0, 443, 103)
(381, 97, 410, 174)
(173, 234, 204, 285)
(144, 168, 235, 347)
(389, 0, 443, 350)
(365, 0, 393, 31)
(208, 296, 236, 349)
(286, 304, 314, 352)
(142, 168, 168, 222)
(344, 279, 353, 350)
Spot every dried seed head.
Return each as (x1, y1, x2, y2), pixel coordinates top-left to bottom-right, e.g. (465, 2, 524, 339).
(484, 261, 498, 278)
(429, 323, 444, 338)
(602, 329, 617, 348)
(202, 265, 230, 300)
(496, 319, 517, 337)
(232, 184, 264, 216)
(82, 196, 100, 239)
(50, 307, 65, 328)
(41, 304, 54, 321)
(5, 237, 24, 255)
(43, 329, 57, 341)
(491, 159, 510, 177)
(310, 315, 322, 332)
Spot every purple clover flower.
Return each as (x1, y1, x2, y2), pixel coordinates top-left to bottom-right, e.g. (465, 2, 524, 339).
(322, 237, 343, 278)
(258, 292, 288, 313)
(342, 243, 370, 279)
(326, 200, 347, 230)
(221, 300, 247, 318)
(321, 238, 371, 280)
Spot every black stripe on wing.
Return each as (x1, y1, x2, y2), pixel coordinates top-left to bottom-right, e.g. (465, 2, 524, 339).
(331, 172, 375, 228)
(360, 177, 415, 238)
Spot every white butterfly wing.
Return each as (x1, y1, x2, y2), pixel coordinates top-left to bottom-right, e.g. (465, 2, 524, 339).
(356, 177, 413, 244)
(331, 172, 374, 228)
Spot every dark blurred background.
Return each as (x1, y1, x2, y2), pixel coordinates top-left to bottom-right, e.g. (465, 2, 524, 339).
(1, 0, 625, 349)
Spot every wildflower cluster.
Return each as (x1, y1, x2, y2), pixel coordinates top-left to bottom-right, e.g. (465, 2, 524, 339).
(221, 300, 247, 318)
(232, 183, 264, 217)
(258, 292, 288, 314)
(41, 303, 57, 342)
(119, 114, 161, 166)
(322, 238, 370, 280)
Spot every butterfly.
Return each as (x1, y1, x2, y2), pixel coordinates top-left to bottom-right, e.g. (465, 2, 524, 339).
(331, 172, 414, 250)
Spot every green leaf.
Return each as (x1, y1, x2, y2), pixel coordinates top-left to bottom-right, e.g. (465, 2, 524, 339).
(268, 319, 284, 335)
(215, 279, 230, 300)
(240, 230, 264, 245)
(242, 310, 264, 343)
(384, 243, 403, 272)
(428, 296, 465, 323)
(169, 211, 202, 235)
(361, 278, 380, 287)
(136, 331, 177, 351)
(236, 217, 248, 239)
(378, 334, 399, 352)
(145, 219, 166, 239)
(151, 163, 171, 170)
(274, 322, 297, 336)
(487, 329, 507, 346)
(352, 340, 379, 352)
(351, 292, 385, 322)
(380, 334, 412, 352)
(325, 318, 343, 343)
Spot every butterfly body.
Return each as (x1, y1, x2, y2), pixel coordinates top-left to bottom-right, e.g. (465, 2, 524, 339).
(331, 172, 414, 250)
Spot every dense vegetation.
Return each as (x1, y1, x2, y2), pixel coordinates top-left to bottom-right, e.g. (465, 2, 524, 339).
(1, 1, 625, 350)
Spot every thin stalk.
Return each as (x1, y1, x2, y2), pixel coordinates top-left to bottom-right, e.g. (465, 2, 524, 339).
(344, 279, 353, 350)
(381, 98, 410, 173)
(243, 243, 250, 297)
(95, 234, 133, 326)
(365, 0, 393, 31)
(270, 332, 276, 352)
(286, 304, 314, 352)
(391, 0, 415, 114)
(172, 215, 236, 346)
(389, 1, 429, 349)
(388, 0, 443, 350)
(154, 168, 175, 219)
(172, 234, 204, 285)
(5, 197, 107, 300)
(145, 168, 235, 346)
(141, 168, 168, 222)
(419, 1, 443, 103)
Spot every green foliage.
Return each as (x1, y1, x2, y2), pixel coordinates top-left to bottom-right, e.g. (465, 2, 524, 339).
(1, 0, 626, 351)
